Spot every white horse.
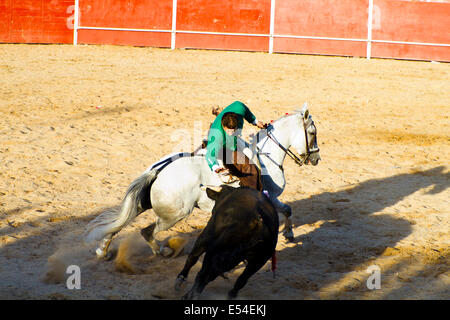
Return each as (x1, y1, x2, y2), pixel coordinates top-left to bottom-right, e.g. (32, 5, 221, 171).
(85, 103, 320, 258)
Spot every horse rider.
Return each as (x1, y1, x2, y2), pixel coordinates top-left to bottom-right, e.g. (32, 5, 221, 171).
(205, 101, 267, 191)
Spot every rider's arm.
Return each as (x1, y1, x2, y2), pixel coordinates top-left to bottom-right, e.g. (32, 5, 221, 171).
(205, 129, 223, 171)
(241, 102, 257, 125)
(226, 101, 257, 125)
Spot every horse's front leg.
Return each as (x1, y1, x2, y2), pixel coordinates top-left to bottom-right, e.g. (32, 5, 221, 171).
(271, 198, 294, 242)
(141, 214, 188, 257)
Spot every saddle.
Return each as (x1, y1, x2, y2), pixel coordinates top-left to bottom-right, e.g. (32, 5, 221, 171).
(224, 151, 263, 191)
(195, 140, 262, 191)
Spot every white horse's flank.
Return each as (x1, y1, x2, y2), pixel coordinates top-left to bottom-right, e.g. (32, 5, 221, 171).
(85, 104, 320, 258)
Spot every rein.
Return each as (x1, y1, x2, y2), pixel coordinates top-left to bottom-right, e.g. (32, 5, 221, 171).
(266, 131, 306, 167)
(264, 114, 319, 168)
(150, 152, 202, 174)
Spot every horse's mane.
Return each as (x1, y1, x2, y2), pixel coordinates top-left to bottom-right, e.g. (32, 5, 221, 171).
(259, 111, 300, 133)
(250, 111, 300, 146)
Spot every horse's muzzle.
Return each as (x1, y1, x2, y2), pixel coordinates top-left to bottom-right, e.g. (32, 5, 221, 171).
(308, 152, 321, 166)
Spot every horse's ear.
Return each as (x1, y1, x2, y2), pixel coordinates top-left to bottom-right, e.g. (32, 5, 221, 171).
(301, 102, 309, 120)
(206, 186, 222, 200)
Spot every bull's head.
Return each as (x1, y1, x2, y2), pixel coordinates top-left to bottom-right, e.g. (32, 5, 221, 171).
(201, 185, 237, 201)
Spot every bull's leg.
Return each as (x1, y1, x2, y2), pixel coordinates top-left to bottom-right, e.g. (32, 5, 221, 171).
(175, 232, 208, 291)
(227, 256, 268, 299)
(182, 251, 219, 300)
(271, 198, 294, 242)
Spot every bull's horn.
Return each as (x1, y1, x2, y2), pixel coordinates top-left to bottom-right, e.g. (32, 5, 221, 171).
(200, 184, 222, 192)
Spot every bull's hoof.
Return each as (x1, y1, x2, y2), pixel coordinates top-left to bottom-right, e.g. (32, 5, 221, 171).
(181, 291, 194, 300)
(175, 275, 186, 291)
(227, 290, 237, 300)
(283, 230, 294, 242)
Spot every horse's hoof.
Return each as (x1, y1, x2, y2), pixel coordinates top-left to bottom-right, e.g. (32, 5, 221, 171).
(95, 247, 107, 259)
(95, 248, 115, 261)
(168, 237, 187, 258)
(219, 273, 229, 280)
(160, 247, 174, 257)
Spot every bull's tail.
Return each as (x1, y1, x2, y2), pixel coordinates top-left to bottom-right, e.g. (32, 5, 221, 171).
(85, 168, 157, 243)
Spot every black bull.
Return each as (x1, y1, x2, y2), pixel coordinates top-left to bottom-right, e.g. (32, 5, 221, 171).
(175, 185, 279, 299)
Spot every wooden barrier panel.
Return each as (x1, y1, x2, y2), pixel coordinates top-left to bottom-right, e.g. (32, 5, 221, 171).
(78, 29, 171, 48)
(77, 0, 173, 47)
(372, 0, 449, 44)
(79, 0, 172, 29)
(372, 42, 450, 62)
(175, 0, 271, 51)
(0, 1, 11, 43)
(175, 33, 269, 52)
(0, 0, 74, 44)
(273, 0, 368, 56)
(274, 38, 367, 57)
(371, 0, 450, 61)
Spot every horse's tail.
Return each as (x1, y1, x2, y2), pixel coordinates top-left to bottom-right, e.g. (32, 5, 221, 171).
(85, 168, 158, 243)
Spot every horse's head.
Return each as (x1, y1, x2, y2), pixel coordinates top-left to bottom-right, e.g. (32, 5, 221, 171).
(254, 103, 321, 168)
(291, 103, 321, 166)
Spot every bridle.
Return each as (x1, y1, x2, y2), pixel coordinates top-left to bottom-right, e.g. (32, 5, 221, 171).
(265, 113, 319, 168)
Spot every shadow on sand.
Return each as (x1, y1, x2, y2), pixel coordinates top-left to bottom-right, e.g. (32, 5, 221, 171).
(0, 166, 448, 299)
(266, 165, 449, 298)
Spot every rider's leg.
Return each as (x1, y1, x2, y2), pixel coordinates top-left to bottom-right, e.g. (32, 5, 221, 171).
(225, 151, 262, 191)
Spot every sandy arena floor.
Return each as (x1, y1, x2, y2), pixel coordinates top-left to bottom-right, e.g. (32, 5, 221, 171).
(0, 44, 449, 300)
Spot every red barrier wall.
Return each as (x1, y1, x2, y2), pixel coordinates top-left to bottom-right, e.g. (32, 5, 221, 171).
(273, 0, 368, 57)
(175, 0, 270, 51)
(371, 0, 450, 61)
(0, 0, 449, 62)
(77, 0, 172, 47)
(0, 1, 11, 42)
(0, 0, 74, 44)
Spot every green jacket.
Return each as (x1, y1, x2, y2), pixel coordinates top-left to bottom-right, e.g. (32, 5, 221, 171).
(205, 101, 257, 171)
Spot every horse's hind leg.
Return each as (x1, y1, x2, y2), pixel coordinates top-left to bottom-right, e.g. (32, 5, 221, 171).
(96, 233, 116, 260)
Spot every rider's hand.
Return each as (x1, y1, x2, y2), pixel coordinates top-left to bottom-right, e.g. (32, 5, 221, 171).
(215, 167, 229, 174)
(256, 121, 268, 129)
